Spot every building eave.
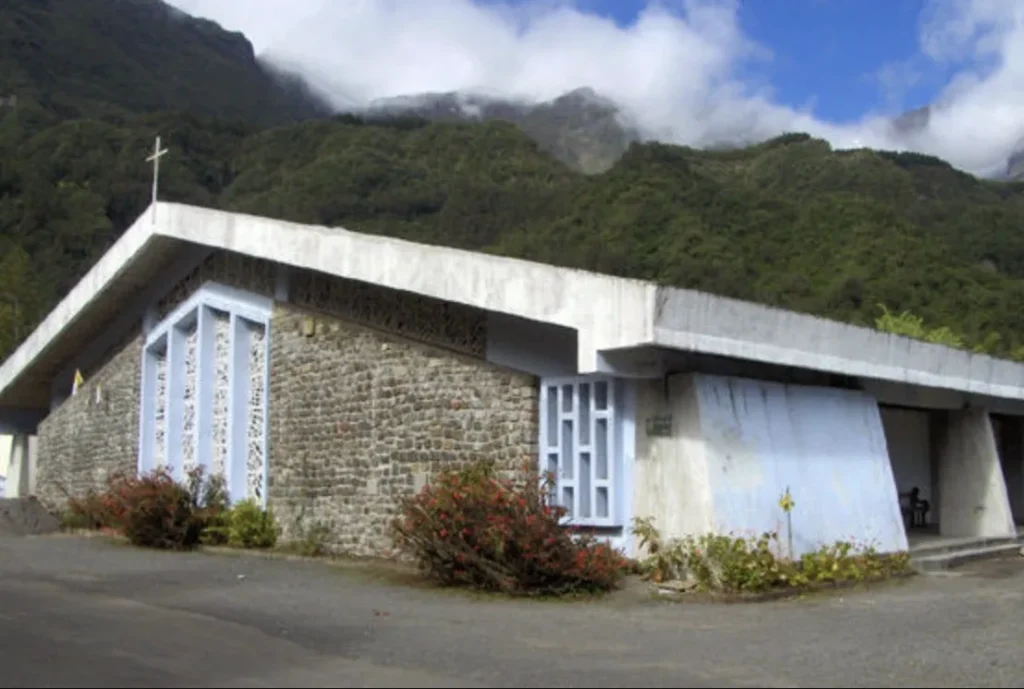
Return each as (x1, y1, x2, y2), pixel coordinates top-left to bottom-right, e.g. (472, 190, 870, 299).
(652, 286, 1024, 402)
(5, 201, 1024, 412)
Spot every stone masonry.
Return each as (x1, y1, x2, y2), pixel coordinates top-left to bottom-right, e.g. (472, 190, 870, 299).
(35, 332, 143, 511)
(31, 248, 541, 550)
(267, 303, 539, 557)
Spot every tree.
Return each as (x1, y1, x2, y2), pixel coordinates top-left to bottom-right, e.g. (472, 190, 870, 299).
(0, 244, 40, 355)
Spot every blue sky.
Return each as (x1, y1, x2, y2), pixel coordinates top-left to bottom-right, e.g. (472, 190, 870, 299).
(575, 0, 941, 121)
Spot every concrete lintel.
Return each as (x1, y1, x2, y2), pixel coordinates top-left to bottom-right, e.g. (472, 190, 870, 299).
(594, 348, 668, 379)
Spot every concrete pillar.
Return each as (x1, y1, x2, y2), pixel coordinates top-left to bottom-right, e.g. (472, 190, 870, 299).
(4, 434, 37, 498)
(936, 409, 1016, 538)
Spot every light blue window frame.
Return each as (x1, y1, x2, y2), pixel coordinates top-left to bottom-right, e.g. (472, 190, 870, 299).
(138, 281, 272, 507)
(538, 376, 631, 528)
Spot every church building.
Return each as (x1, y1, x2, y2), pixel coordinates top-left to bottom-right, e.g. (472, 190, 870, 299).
(1, 201, 1022, 559)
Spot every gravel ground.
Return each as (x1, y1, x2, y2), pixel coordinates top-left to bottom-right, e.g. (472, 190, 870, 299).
(0, 534, 1022, 688)
(0, 498, 60, 536)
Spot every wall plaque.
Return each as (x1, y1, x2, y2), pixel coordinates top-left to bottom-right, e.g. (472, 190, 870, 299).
(645, 414, 673, 437)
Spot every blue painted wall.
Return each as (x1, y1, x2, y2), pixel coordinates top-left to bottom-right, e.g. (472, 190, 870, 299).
(693, 374, 908, 556)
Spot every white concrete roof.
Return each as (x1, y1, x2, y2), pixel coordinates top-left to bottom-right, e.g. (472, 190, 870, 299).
(3, 201, 1024, 410)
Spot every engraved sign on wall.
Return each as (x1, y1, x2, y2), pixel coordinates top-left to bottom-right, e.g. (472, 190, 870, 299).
(645, 414, 673, 437)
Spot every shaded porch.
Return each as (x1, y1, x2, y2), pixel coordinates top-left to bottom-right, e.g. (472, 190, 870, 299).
(881, 406, 1023, 547)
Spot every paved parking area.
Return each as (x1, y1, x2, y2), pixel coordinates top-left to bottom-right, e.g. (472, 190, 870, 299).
(1, 534, 1022, 688)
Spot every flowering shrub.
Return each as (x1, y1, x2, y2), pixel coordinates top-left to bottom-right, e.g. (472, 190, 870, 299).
(391, 460, 628, 596)
(64, 466, 228, 550)
(633, 517, 912, 594)
(64, 491, 122, 531)
(116, 469, 203, 549)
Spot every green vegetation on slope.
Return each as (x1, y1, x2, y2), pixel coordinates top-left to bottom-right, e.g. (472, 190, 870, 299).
(4, 106, 1024, 364)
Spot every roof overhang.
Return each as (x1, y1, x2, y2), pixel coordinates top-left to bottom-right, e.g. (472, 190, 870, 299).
(4, 201, 1024, 414)
(652, 286, 1024, 403)
(0, 202, 656, 409)
(0, 205, 195, 409)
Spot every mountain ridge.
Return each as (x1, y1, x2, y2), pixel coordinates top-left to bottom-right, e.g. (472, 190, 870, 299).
(361, 87, 641, 174)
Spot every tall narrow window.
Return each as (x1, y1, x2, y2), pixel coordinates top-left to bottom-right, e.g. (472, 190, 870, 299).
(539, 376, 623, 527)
(138, 282, 272, 507)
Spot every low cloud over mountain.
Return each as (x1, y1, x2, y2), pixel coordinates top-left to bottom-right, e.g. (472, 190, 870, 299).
(169, 0, 1024, 178)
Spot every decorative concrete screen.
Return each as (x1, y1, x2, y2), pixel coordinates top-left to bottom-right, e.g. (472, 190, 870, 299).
(539, 376, 628, 527)
(139, 282, 271, 505)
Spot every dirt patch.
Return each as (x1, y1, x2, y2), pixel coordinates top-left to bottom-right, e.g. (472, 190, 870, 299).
(0, 498, 60, 536)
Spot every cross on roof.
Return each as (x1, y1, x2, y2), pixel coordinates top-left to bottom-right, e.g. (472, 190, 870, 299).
(146, 135, 169, 208)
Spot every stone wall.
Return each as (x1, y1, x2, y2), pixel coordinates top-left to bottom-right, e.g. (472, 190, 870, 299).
(34, 248, 541, 548)
(267, 303, 539, 557)
(35, 332, 143, 511)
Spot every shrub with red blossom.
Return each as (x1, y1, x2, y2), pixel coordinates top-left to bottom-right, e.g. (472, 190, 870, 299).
(65, 466, 227, 550)
(391, 460, 628, 596)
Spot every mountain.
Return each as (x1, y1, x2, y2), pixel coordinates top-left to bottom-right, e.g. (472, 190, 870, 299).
(3, 0, 1024, 367)
(891, 105, 932, 137)
(1009, 148, 1024, 181)
(0, 0, 331, 126)
(363, 88, 640, 174)
(892, 104, 1024, 181)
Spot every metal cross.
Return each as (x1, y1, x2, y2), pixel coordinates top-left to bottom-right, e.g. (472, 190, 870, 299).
(146, 135, 169, 207)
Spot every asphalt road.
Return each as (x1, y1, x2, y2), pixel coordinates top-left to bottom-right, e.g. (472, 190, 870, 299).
(1, 534, 1022, 688)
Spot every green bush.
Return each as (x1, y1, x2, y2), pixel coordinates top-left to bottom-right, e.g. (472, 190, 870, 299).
(633, 517, 912, 595)
(203, 498, 278, 549)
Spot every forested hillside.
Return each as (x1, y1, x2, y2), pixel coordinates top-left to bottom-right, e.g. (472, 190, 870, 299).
(2, 0, 1024, 365)
(0, 0, 330, 124)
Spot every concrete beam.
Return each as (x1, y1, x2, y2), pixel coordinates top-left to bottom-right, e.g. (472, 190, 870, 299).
(10, 199, 1024, 414)
(162, 203, 655, 374)
(654, 287, 1024, 404)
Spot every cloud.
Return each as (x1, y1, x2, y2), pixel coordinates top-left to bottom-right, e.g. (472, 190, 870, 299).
(166, 0, 1024, 178)
(870, 60, 922, 114)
